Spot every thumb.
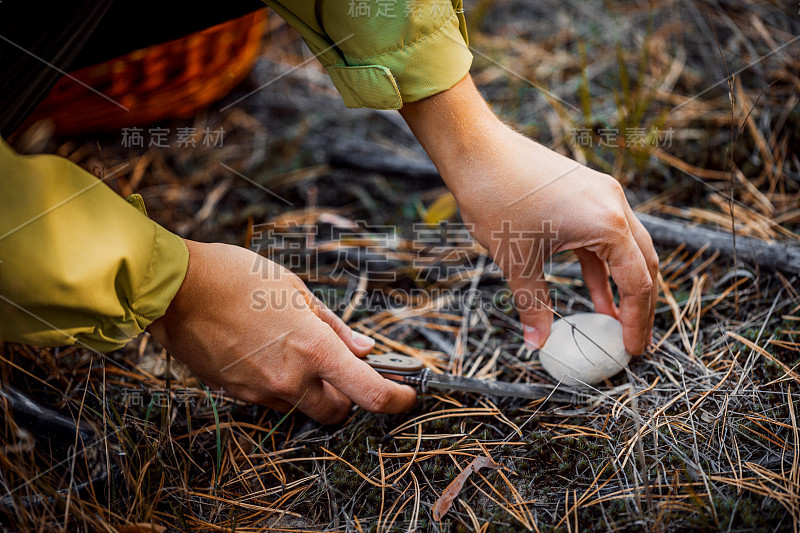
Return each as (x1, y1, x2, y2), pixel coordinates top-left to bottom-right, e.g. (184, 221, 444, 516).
(312, 323, 417, 414)
(507, 268, 553, 350)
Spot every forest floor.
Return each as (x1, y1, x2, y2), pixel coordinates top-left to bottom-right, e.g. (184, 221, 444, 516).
(2, 0, 800, 531)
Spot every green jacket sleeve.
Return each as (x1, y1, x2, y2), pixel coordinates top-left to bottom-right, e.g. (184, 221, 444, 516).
(0, 138, 188, 352)
(263, 0, 472, 109)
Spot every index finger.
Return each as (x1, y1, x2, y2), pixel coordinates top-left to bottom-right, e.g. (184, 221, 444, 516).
(624, 207, 659, 348)
(599, 220, 654, 355)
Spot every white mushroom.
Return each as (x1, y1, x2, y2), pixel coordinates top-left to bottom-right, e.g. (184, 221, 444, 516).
(539, 312, 631, 386)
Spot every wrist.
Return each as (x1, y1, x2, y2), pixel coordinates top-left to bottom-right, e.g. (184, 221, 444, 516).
(400, 75, 506, 182)
(146, 238, 201, 344)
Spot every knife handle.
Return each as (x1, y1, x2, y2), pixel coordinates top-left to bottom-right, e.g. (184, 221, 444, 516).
(364, 353, 425, 376)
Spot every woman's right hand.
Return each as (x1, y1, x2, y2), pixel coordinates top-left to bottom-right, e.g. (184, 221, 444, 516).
(400, 75, 658, 355)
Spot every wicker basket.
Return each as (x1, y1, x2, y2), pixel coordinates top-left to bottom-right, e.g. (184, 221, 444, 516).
(23, 9, 267, 135)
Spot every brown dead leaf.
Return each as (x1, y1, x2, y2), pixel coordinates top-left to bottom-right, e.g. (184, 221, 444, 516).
(432, 455, 502, 520)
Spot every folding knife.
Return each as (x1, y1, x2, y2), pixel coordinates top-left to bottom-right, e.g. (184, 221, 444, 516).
(365, 353, 581, 403)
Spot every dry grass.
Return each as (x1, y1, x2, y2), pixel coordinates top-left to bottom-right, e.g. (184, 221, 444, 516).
(2, 0, 800, 531)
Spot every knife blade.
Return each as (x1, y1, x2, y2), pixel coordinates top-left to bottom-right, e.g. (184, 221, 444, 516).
(365, 353, 581, 403)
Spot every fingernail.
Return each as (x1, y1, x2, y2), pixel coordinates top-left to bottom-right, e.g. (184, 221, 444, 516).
(352, 331, 375, 350)
(523, 325, 540, 350)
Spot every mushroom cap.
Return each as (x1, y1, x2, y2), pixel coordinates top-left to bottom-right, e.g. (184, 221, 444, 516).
(539, 312, 631, 386)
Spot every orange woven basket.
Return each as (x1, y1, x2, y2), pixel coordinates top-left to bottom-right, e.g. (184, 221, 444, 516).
(24, 9, 267, 136)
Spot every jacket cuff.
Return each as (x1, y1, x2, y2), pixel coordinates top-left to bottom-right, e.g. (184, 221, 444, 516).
(0, 138, 189, 352)
(328, 11, 472, 109)
(263, 1, 473, 110)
